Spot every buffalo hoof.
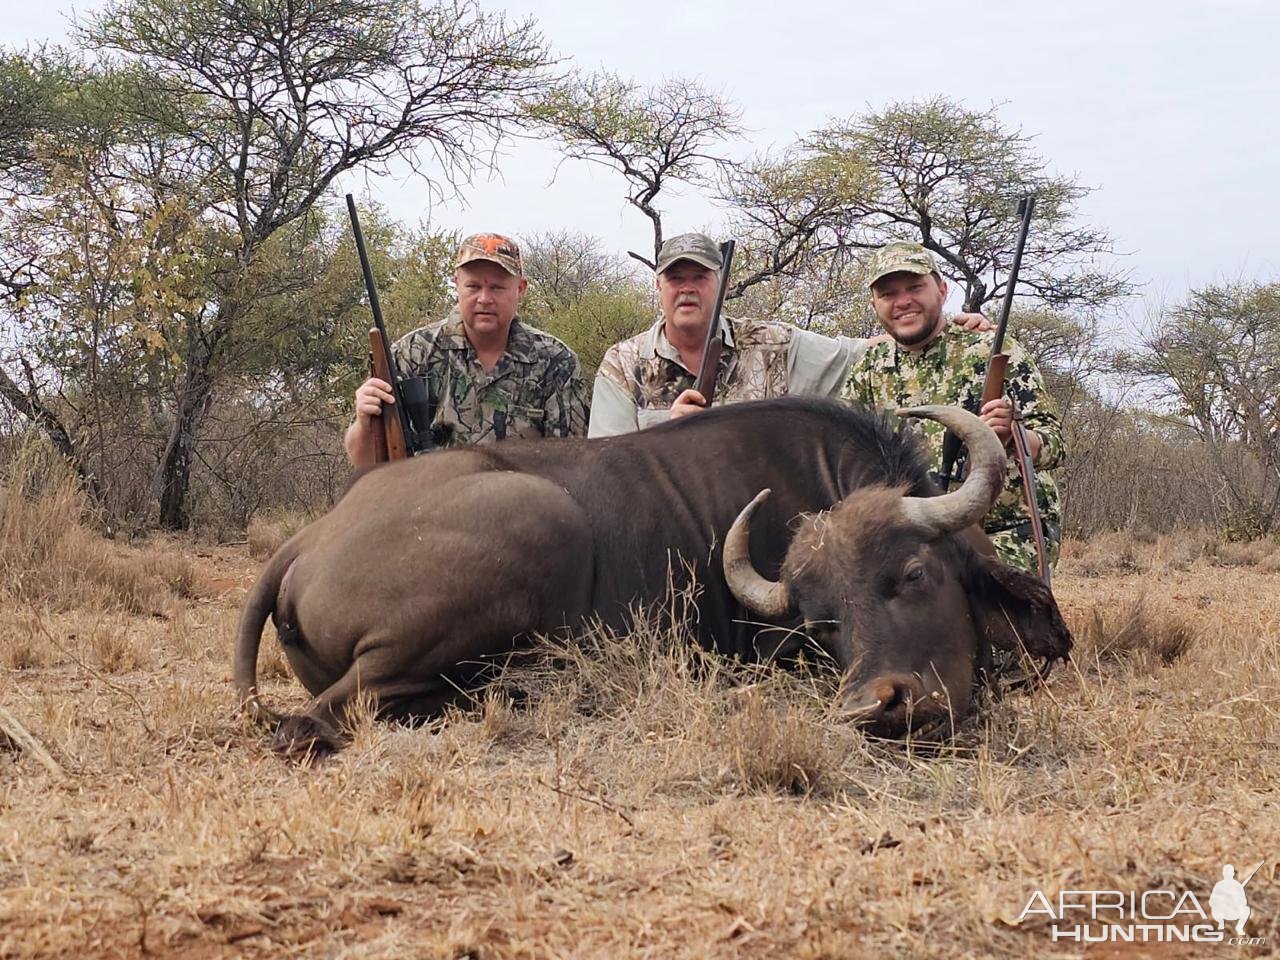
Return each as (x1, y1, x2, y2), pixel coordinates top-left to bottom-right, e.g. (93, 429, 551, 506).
(272, 714, 344, 762)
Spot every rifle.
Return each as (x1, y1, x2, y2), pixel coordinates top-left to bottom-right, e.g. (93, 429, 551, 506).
(938, 196, 1050, 583)
(985, 196, 1051, 583)
(346, 193, 423, 462)
(692, 240, 736, 404)
(1241, 861, 1266, 887)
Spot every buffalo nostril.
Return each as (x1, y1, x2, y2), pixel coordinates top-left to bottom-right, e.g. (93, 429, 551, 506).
(846, 674, 940, 736)
(879, 679, 911, 713)
(871, 675, 925, 714)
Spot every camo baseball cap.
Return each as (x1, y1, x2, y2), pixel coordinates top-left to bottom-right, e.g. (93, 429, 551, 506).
(867, 240, 938, 288)
(455, 232, 523, 277)
(655, 232, 724, 275)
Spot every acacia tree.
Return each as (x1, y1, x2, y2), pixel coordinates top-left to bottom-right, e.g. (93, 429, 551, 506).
(77, 0, 554, 527)
(714, 147, 873, 326)
(519, 229, 639, 310)
(529, 72, 742, 269)
(0, 54, 150, 502)
(515, 230, 651, 373)
(1129, 281, 1280, 536)
(801, 98, 1132, 313)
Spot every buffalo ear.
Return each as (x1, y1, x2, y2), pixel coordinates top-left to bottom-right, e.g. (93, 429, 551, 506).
(969, 556, 1072, 665)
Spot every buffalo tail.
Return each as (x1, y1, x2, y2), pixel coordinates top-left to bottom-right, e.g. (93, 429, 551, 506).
(232, 547, 298, 726)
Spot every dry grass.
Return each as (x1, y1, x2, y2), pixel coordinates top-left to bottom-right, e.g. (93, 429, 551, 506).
(1, 507, 1278, 958)
(246, 509, 314, 561)
(0, 452, 202, 614)
(1061, 526, 1280, 577)
(1072, 595, 1200, 669)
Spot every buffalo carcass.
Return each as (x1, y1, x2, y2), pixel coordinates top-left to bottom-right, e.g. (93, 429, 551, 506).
(234, 398, 1071, 754)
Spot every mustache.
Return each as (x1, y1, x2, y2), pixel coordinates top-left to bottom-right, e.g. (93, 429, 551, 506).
(676, 296, 702, 308)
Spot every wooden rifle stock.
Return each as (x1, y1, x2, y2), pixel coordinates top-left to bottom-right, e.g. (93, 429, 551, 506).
(981, 351, 1046, 585)
(980, 354, 1010, 406)
(369, 328, 408, 462)
(1008, 410, 1051, 584)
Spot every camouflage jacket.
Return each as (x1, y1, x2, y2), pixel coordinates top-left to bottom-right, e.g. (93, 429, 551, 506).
(392, 309, 589, 448)
(839, 323, 1064, 537)
(588, 315, 866, 437)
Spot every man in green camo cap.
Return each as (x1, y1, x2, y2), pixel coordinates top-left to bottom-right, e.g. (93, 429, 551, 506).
(345, 232, 589, 464)
(839, 240, 1065, 574)
(588, 232, 992, 437)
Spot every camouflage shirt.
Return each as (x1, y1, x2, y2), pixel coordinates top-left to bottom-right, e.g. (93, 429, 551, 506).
(588, 315, 867, 437)
(392, 309, 589, 448)
(839, 322, 1064, 543)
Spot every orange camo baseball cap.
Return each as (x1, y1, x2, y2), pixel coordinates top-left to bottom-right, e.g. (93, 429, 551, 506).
(455, 233, 523, 276)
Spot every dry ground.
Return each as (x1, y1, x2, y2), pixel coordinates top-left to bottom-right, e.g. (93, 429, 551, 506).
(2, 504, 1279, 958)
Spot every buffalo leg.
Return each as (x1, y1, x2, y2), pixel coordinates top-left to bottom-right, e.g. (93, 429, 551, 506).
(271, 650, 480, 757)
(270, 653, 408, 758)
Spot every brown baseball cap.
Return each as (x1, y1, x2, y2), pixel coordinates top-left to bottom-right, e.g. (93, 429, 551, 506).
(455, 233, 523, 276)
(655, 232, 724, 275)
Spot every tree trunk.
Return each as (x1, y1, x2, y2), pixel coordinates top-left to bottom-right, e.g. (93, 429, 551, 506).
(152, 353, 215, 530)
(0, 362, 105, 505)
(962, 281, 988, 314)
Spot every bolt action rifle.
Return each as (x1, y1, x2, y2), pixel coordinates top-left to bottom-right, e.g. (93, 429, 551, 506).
(692, 239, 737, 404)
(346, 193, 430, 462)
(938, 196, 1052, 584)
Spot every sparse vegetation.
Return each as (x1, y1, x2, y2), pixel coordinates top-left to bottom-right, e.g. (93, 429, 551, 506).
(1, 476, 1276, 957)
(1073, 595, 1200, 668)
(246, 510, 315, 561)
(0, 444, 202, 614)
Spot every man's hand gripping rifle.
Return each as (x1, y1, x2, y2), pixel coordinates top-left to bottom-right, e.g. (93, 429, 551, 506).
(939, 196, 1052, 584)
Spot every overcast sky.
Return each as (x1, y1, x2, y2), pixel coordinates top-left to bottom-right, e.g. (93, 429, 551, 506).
(4, 0, 1278, 332)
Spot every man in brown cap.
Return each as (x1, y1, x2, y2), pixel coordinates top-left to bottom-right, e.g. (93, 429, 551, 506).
(345, 232, 590, 465)
(588, 232, 990, 436)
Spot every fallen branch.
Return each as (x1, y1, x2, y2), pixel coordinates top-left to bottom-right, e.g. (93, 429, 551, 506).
(0, 704, 66, 780)
(538, 775, 636, 829)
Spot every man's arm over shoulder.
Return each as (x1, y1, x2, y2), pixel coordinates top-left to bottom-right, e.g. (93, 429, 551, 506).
(786, 328, 872, 398)
(1005, 337, 1065, 470)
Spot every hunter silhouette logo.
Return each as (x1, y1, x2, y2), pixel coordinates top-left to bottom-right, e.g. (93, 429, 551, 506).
(1210, 861, 1263, 935)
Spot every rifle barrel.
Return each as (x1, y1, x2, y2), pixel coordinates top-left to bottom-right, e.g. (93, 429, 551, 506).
(991, 195, 1036, 357)
(347, 194, 390, 343)
(693, 240, 736, 401)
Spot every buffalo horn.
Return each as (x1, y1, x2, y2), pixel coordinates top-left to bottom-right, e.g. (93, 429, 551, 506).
(898, 405, 1006, 535)
(722, 488, 793, 618)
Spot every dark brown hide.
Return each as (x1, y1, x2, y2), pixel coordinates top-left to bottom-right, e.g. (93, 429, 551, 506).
(768, 487, 1069, 738)
(234, 398, 1070, 753)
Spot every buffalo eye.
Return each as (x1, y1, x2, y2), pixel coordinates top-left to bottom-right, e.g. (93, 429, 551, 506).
(904, 562, 926, 584)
